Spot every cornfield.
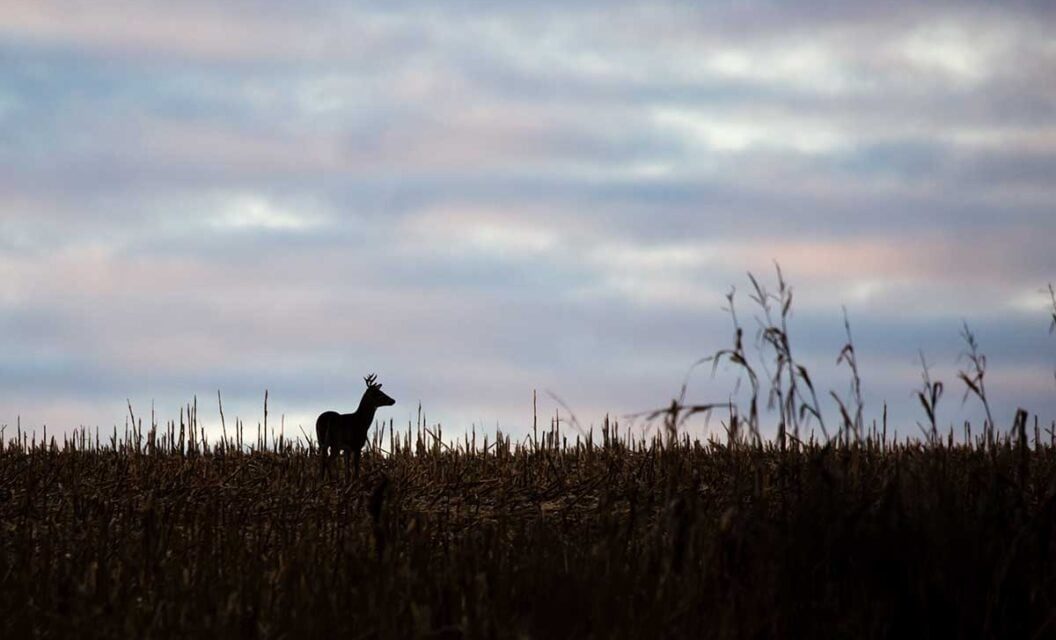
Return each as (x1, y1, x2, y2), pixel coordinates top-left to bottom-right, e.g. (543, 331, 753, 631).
(3, 271, 1055, 638)
(2, 412, 1056, 638)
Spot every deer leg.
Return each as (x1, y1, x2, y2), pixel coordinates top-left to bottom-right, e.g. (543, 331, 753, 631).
(344, 449, 351, 481)
(319, 445, 329, 479)
(353, 449, 362, 478)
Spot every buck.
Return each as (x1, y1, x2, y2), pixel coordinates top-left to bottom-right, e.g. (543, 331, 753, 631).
(316, 373, 395, 479)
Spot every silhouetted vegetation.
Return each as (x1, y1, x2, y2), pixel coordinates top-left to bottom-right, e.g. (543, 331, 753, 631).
(2, 272, 1055, 638)
(4, 418, 1056, 638)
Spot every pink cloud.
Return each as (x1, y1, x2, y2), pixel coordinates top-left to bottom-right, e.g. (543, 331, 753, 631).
(0, 1, 392, 62)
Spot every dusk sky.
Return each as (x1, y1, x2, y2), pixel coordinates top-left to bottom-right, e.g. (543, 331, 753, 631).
(2, 1, 1055, 442)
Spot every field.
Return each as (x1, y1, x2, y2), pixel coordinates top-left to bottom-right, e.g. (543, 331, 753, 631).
(2, 416, 1056, 639)
(3, 274, 1054, 638)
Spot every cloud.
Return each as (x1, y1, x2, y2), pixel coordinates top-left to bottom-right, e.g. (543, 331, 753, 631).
(0, 1, 407, 63)
(206, 193, 327, 232)
(0, 0, 1054, 438)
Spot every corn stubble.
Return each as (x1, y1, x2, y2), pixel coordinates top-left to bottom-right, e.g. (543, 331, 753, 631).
(2, 274, 1056, 639)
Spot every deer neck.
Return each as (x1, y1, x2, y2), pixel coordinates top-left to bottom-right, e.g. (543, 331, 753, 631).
(356, 393, 379, 423)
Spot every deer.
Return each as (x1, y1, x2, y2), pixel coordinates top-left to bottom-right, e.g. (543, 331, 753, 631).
(316, 373, 395, 479)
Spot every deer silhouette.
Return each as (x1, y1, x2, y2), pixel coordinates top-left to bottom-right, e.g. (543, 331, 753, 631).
(316, 373, 395, 479)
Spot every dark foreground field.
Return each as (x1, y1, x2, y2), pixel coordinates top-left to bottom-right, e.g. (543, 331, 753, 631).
(2, 421, 1056, 639)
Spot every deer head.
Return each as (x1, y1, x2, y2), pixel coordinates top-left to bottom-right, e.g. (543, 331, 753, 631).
(362, 373, 396, 407)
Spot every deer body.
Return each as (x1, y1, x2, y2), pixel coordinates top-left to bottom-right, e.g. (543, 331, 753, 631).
(317, 374, 395, 479)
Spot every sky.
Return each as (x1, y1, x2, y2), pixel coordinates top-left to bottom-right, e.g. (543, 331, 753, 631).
(1, 1, 1055, 444)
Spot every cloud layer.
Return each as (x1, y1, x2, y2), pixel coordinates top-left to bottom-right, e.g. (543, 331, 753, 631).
(2, 1, 1054, 440)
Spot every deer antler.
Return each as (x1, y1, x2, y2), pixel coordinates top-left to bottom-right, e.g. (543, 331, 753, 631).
(364, 373, 378, 387)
